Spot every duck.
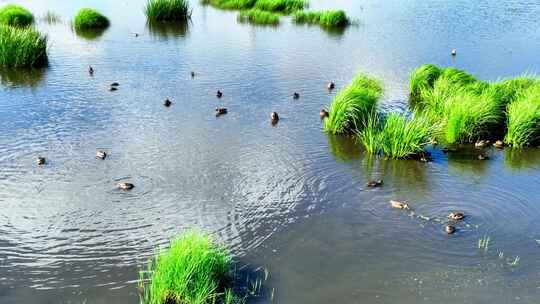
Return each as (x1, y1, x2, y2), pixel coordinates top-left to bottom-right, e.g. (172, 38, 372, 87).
(164, 98, 172, 107)
(110, 82, 119, 87)
(327, 82, 335, 90)
(88, 66, 94, 75)
(493, 140, 504, 149)
(117, 182, 135, 190)
(134, 33, 139, 37)
(478, 154, 489, 160)
(36, 157, 46, 166)
(320, 109, 329, 119)
(216, 90, 223, 98)
(215, 107, 227, 116)
(190, 71, 195, 78)
(293, 92, 300, 100)
(475, 140, 489, 148)
(96, 150, 107, 160)
(390, 200, 410, 210)
(366, 180, 383, 188)
(448, 212, 465, 221)
(109, 86, 118, 92)
(451, 49, 457, 56)
(445, 225, 456, 234)
(270, 112, 279, 123)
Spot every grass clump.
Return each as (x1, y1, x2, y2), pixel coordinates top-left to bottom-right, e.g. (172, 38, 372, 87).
(146, 0, 192, 22)
(0, 25, 47, 67)
(253, 0, 307, 13)
(201, 0, 257, 10)
(0, 5, 34, 27)
(237, 9, 279, 25)
(293, 10, 349, 27)
(73, 8, 109, 30)
(323, 73, 383, 135)
(505, 86, 540, 147)
(138, 231, 242, 304)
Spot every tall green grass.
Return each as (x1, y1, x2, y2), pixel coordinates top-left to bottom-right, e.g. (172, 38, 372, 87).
(237, 9, 279, 25)
(293, 10, 349, 27)
(505, 85, 540, 147)
(0, 25, 47, 67)
(0, 4, 34, 27)
(146, 0, 192, 22)
(73, 8, 109, 30)
(138, 231, 240, 304)
(323, 73, 383, 135)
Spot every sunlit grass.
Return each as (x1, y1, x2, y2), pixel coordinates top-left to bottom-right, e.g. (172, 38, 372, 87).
(293, 10, 349, 27)
(253, 0, 306, 13)
(74, 8, 109, 30)
(0, 25, 47, 67)
(237, 9, 279, 25)
(201, 0, 257, 10)
(505, 85, 540, 147)
(146, 0, 192, 22)
(0, 4, 34, 27)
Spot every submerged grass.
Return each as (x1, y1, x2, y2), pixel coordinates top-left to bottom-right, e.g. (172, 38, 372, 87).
(138, 231, 239, 304)
(74, 8, 109, 30)
(323, 73, 383, 135)
(293, 10, 349, 27)
(146, 0, 192, 22)
(237, 9, 279, 25)
(0, 4, 34, 27)
(0, 25, 47, 67)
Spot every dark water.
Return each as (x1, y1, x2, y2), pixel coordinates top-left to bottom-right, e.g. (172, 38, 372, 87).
(1, 0, 540, 303)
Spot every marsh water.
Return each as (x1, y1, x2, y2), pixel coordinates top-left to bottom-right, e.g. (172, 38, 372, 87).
(1, 0, 540, 303)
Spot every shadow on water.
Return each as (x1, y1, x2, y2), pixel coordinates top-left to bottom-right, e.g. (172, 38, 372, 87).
(446, 145, 490, 179)
(0, 67, 47, 88)
(326, 134, 362, 162)
(504, 147, 540, 171)
(74, 27, 108, 40)
(146, 20, 190, 39)
(362, 155, 429, 193)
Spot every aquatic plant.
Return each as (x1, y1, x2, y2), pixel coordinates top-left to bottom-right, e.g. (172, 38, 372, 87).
(293, 10, 349, 28)
(43, 11, 61, 24)
(0, 4, 34, 27)
(409, 64, 441, 106)
(253, 0, 307, 13)
(0, 25, 47, 67)
(145, 0, 192, 22)
(323, 73, 383, 135)
(478, 235, 490, 253)
(138, 231, 237, 304)
(237, 9, 279, 25)
(73, 8, 109, 30)
(201, 0, 257, 10)
(505, 86, 540, 147)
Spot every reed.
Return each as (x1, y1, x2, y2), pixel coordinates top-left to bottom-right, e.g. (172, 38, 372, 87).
(237, 9, 279, 25)
(0, 4, 34, 27)
(0, 25, 47, 67)
(505, 85, 540, 147)
(293, 10, 349, 27)
(74, 8, 109, 30)
(145, 0, 192, 22)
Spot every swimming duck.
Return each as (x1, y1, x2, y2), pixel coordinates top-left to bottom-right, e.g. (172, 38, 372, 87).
(109, 86, 118, 92)
(88, 66, 94, 75)
(478, 154, 489, 160)
(110, 82, 119, 87)
(270, 112, 279, 122)
(216, 90, 223, 98)
(448, 212, 465, 221)
(366, 180, 383, 188)
(117, 182, 135, 190)
(320, 109, 329, 119)
(293, 92, 300, 100)
(451, 49, 457, 56)
(327, 82, 335, 90)
(36, 157, 46, 166)
(445, 225, 456, 234)
(134, 33, 139, 37)
(190, 71, 195, 78)
(96, 150, 107, 160)
(390, 200, 410, 210)
(493, 140, 504, 149)
(164, 98, 172, 107)
(475, 140, 489, 148)
(215, 107, 227, 116)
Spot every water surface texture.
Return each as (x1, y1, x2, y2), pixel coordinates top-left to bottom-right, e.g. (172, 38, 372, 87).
(1, 0, 540, 303)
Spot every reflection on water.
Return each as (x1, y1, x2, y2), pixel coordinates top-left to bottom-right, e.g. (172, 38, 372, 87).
(326, 134, 362, 162)
(0, 68, 47, 88)
(146, 20, 190, 39)
(504, 147, 540, 171)
(74, 27, 108, 40)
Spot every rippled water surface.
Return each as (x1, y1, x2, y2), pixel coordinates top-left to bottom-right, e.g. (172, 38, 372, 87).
(1, 0, 540, 303)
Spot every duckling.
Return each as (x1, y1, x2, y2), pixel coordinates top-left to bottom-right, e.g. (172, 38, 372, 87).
(215, 107, 227, 116)
(327, 82, 335, 90)
(110, 82, 119, 87)
(493, 140, 504, 149)
(164, 98, 172, 107)
(445, 225, 456, 234)
(216, 90, 223, 98)
(366, 180, 383, 188)
(88, 66, 94, 76)
(390, 200, 410, 210)
(270, 112, 279, 123)
(320, 109, 329, 119)
(451, 49, 457, 56)
(475, 140, 489, 148)
(109, 86, 118, 92)
(36, 157, 46, 166)
(448, 212, 465, 221)
(293, 92, 300, 100)
(117, 182, 135, 190)
(96, 150, 107, 160)
(190, 71, 195, 78)
(478, 153, 489, 160)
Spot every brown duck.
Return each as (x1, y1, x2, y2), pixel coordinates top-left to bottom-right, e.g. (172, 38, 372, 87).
(270, 112, 279, 123)
(36, 157, 46, 165)
(96, 150, 107, 160)
(117, 182, 135, 190)
(448, 212, 465, 221)
(320, 109, 329, 119)
(215, 107, 227, 116)
(390, 200, 410, 210)
(445, 225, 456, 234)
(366, 180, 383, 188)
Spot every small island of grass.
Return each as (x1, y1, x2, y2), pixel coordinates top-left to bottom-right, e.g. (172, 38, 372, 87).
(237, 9, 280, 25)
(0, 4, 34, 27)
(293, 10, 350, 27)
(73, 8, 110, 30)
(145, 0, 192, 22)
(0, 25, 47, 68)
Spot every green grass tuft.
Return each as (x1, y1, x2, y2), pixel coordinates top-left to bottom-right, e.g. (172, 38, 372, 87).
(0, 4, 34, 27)
(73, 8, 109, 30)
(146, 0, 192, 22)
(505, 85, 540, 147)
(253, 0, 306, 13)
(237, 9, 279, 25)
(324, 73, 383, 135)
(201, 0, 257, 10)
(0, 25, 47, 67)
(293, 10, 349, 27)
(138, 231, 239, 304)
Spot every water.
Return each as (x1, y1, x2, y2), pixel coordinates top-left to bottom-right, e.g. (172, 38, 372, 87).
(1, 0, 540, 302)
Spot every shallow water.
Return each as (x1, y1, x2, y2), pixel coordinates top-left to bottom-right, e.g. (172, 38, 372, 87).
(1, 0, 540, 303)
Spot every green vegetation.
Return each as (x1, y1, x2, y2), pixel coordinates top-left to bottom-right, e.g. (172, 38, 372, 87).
(43, 11, 61, 24)
(201, 0, 256, 10)
(323, 73, 383, 135)
(202, 0, 305, 13)
(138, 231, 244, 304)
(0, 25, 47, 67)
(293, 10, 349, 27)
(0, 4, 34, 27)
(237, 9, 279, 25)
(505, 86, 540, 147)
(145, 0, 192, 22)
(73, 8, 109, 30)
